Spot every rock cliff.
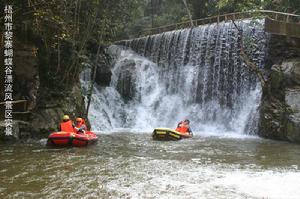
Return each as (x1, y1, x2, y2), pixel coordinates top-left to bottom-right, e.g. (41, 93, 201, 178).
(259, 35, 300, 143)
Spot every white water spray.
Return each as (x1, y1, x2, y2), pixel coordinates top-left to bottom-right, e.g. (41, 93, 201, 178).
(82, 20, 267, 136)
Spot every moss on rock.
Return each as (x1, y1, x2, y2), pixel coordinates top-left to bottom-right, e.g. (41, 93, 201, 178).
(259, 58, 300, 143)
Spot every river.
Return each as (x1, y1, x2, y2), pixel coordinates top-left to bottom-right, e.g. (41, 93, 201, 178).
(1, 133, 300, 199)
(1, 19, 297, 199)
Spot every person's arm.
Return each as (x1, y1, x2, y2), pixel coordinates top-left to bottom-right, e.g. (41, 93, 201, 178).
(74, 124, 81, 133)
(74, 126, 79, 132)
(81, 124, 87, 130)
(78, 125, 87, 133)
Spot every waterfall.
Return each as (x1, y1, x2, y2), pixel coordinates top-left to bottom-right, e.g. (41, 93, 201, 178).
(83, 19, 267, 135)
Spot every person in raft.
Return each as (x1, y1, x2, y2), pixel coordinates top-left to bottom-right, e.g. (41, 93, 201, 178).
(74, 117, 87, 134)
(59, 115, 74, 132)
(176, 119, 193, 135)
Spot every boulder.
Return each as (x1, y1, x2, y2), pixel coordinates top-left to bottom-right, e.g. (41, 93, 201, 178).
(29, 83, 87, 138)
(95, 50, 112, 86)
(116, 59, 138, 102)
(259, 58, 300, 143)
(281, 59, 300, 86)
(285, 88, 300, 142)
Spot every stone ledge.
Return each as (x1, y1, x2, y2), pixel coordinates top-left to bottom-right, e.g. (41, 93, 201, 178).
(265, 17, 300, 39)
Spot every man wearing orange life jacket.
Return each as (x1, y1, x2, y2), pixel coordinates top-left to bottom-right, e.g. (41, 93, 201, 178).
(74, 117, 87, 134)
(175, 119, 192, 135)
(59, 115, 74, 132)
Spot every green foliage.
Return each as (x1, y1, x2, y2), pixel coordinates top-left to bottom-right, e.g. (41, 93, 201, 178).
(129, 0, 189, 32)
(127, 0, 299, 37)
(152, 0, 189, 26)
(184, 0, 300, 19)
(2, 0, 300, 90)
(2, 0, 140, 88)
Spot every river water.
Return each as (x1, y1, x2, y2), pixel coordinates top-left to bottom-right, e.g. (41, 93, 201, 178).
(1, 20, 298, 198)
(1, 133, 300, 199)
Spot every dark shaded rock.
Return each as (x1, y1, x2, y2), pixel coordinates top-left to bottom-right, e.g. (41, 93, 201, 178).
(0, 29, 90, 141)
(285, 88, 300, 142)
(267, 35, 300, 65)
(259, 58, 300, 143)
(281, 60, 300, 86)
(116, 59, 137, 102)
(286, 116, 300, 142)
(29, 83, 87, 138)
(93, 47, 112, 87)
(96, 62, 112, 86)
(259, 33, 300, 143)
(258, 97, 289, 141)
(0, 41, 39, 110)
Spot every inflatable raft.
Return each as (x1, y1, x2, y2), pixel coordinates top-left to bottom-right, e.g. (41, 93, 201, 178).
(47, 131, 98, 147)
(152, 128, 192, 141)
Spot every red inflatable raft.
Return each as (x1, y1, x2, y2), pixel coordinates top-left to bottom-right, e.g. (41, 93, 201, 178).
(47, 131, 98, 147)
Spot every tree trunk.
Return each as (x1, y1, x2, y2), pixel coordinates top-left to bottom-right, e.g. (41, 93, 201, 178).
(85, 44, 101, 118)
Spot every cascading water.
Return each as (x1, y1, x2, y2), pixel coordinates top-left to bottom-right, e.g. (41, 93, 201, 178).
(83, 19, 267, 135)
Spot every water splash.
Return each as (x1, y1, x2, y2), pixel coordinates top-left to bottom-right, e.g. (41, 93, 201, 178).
(83, 19, 267, 136)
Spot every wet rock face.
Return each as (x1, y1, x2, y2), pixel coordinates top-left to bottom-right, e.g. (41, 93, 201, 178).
(95, 52, 112, 87)
(116, 59, 137, 102)
(259, 58, 300, 143)
(96, 65, 112, 86)
(29, 83, 87, 138)
(286, 88, 300, 142)
(0, 41, 40, 113)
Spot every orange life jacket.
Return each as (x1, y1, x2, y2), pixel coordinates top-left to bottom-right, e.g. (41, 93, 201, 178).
(176, 126, 189, 134)
(60, 120, 74, 132)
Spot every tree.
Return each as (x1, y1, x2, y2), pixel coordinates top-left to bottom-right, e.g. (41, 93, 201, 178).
(2, 0, 140, 88)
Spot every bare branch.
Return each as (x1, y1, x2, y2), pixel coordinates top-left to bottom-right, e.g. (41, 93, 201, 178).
(182, 0, 194, 27)
(231, 19, 267, 87)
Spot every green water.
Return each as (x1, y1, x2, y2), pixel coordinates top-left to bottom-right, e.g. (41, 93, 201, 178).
(1, 133, 300, 199)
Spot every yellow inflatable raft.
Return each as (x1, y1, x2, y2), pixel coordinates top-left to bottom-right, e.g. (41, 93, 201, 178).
(152, 128, 192, 141)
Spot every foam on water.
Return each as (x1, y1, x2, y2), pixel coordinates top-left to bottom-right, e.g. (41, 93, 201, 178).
(2, 133, 300, 198)
(105, 160, 300, 199)
(81, 20, 268, 137)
